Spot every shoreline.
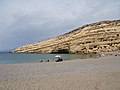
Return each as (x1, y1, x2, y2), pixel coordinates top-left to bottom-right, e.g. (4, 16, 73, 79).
(0, 55, 120, 90)
(1, 52, 119, 64)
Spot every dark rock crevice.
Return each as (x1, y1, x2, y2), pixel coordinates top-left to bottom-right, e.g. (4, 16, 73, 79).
(51, 49, 70, 54)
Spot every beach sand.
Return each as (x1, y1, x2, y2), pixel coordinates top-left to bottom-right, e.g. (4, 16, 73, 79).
(0, 56, 120, 90)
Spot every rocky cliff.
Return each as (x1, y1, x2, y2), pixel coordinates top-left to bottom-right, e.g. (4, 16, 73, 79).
(10, 20, 120, 54)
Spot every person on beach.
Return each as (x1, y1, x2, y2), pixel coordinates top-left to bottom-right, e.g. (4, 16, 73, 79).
(47, 60, 49, 62)
(40, 59, 43, 62)
(56, 57, 63, 62)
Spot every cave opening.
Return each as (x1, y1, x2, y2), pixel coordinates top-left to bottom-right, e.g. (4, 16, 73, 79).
(117, 34, 119, 37)
(51, 49, 70, 54)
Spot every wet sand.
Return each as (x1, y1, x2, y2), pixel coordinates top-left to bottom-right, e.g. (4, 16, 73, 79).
(0, 56, 120, 90)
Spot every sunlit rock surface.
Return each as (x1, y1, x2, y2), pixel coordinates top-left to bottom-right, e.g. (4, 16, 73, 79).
(10, 20, 120, 54)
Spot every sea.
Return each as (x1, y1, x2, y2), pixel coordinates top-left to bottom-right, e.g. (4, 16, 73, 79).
(0, 52, 97, 64)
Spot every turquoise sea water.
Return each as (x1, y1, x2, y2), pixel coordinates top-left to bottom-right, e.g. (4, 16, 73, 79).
(0, 52, 97, 64)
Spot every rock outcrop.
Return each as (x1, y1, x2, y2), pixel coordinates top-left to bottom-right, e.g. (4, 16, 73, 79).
(10, 20, 120, 54)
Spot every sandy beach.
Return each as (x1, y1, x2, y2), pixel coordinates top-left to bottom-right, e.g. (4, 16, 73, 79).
(0, 56, 120, 90)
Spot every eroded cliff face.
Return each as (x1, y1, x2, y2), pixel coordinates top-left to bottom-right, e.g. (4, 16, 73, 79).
(10, 20, 120, 54)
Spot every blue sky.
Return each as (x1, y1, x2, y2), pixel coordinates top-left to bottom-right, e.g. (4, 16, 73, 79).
(0, 0, 120, 51)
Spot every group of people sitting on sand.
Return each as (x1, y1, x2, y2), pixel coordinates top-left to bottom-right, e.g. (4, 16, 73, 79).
(40, 57, 63, 62)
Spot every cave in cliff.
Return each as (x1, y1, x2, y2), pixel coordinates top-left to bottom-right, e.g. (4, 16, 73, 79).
(51, 49, 70, 54)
